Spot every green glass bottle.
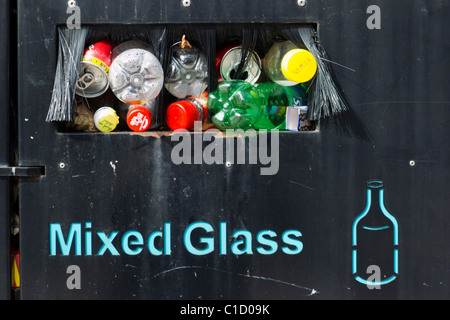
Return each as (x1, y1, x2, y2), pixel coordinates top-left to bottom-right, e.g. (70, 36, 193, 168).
(253, 82, 307, 130)
(207, 80, 308, 131)
(207, 80, 261, 131)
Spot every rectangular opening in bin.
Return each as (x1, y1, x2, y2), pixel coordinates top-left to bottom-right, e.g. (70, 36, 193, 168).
(49, 23, 324, 135)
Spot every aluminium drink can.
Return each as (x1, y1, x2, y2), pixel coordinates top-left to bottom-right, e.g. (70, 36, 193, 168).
(216, 45, 262, 84)
(76, 40, 112, 98)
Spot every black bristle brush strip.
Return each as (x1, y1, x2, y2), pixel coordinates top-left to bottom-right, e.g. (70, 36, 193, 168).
(284, 25, 350, 121)
(46, 27, 88, 122)
(283, 24, 371, 141)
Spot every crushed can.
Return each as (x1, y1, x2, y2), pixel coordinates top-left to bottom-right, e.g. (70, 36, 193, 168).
(76, 40, 112, 98)
(216, 45, 262, 84)
(109, 40, 164, 105)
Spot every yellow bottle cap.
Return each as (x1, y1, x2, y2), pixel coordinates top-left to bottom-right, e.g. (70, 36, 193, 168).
(281, 49, 318, 83)
(94, 107, 119, 133)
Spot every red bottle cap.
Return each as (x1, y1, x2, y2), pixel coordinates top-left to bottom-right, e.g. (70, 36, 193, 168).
(166, 101, 198, 131)
(127, 106, 152, 132)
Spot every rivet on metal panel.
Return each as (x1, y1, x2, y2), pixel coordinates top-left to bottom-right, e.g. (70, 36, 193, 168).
(68, 0, 77, 8)
(182, 0, 191, 7)
(298, 0, 306, 7)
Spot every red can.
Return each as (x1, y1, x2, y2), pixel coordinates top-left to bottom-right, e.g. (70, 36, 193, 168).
(76, 40, 112, 98)
(216, 45, 234, 83)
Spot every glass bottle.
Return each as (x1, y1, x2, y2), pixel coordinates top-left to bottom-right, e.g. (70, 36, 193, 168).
(252, 82, 307, 130)
(352, 180, 399, 287)
(164, 40, 208, 99)
(207, 80, 307, 131)
(264, 40, 317, 86)
(109, 40, 164, 105)
(207, 80, 261, 131)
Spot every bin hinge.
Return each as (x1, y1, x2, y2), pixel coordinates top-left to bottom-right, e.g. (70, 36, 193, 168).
(0, 166, 45, 177)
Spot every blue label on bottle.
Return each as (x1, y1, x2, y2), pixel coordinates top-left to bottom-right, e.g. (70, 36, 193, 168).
(265, 105, 285, 115)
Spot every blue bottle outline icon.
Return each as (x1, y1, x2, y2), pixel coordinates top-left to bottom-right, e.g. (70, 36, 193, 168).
(352, 179, 399, 286)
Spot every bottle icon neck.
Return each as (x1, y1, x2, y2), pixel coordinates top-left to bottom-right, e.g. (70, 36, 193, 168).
(366, 179, 384, 214)
(368, 187, 382, 209)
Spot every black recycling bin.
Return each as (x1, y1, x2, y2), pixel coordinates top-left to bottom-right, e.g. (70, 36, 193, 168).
(13, 0, 450, 301)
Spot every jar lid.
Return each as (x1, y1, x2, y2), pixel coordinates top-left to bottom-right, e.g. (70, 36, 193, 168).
(94, 107, 119, 133)
(281, 49, 317, 84)
(127, 106, 152, 132)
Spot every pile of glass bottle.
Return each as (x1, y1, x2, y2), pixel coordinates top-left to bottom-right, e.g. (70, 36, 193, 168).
(71, 36, 317, 133)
